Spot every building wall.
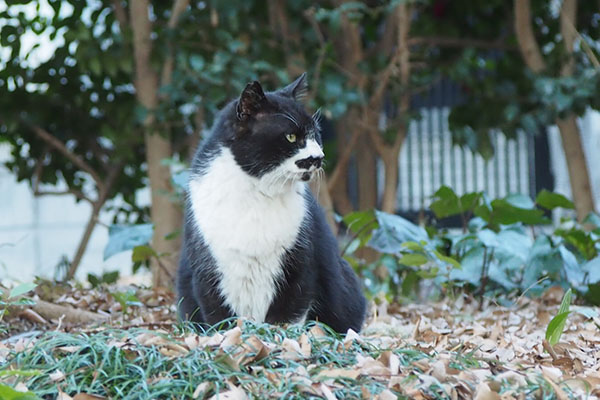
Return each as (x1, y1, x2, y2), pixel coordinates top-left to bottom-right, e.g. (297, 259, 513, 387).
(0, 144, 132, 282)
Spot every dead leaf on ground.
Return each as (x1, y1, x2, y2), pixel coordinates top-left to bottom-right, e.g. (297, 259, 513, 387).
(316, 368, 360, 381)
(193, 382, 211, 399)
(474, 382, 500, 400)
(72, 394, 107, 400)
(208, 385, 247, 400)
(49, 369, 66, 382)
(220, 327, 242, 350)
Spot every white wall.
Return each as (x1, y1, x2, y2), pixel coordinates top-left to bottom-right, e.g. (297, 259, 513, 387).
(0, 144, 134, 282)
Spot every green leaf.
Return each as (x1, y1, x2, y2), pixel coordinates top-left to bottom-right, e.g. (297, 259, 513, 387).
(112, 290, 142, 312)
(545, 289, 572, 346)
(131, 245, 157, 263)
(433, 251, 461, 269)
(401, 241, 425, 252)
(545, 312, 570, 346)
(487, 198, 549, 226)
(504, 194, 535, 209)
(401, 270, 420, 297)
(416, 267, 439, 279)
(0, 383, 41, 400)
(9, 283, 37, 299)
(556, 228, 597, 260)
(398, 253, 428, 266)
(87, 271, 120, 288)
(536, 190, 574, 210)
(430, 187, 480, 219)
(368, 210, 428, 254)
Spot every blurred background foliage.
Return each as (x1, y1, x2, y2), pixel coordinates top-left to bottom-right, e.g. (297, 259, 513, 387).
(1, 0, 599, 302)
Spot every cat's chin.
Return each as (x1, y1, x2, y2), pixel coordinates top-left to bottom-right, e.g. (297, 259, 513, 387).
(300, 172, 311, 181)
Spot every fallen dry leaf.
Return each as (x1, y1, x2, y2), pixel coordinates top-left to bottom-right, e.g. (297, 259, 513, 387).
(208, 382, 248, 400)
(49, 369, 66, 382)
(193, 382, 211, 399)
(299, 333, 311, 357)
(542, 370, 569, 400)
(280, 338, 303, 360)
(376, 389, 397, 400)
(220, 327, 242, 350)
(72, 394, 107, 400)
(474, 381, 500, 400)
(316, 368, 360, 381)
(319, 383, 337, 400)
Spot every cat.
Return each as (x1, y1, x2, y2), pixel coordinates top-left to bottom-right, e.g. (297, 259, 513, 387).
(176, 73, 366, 333)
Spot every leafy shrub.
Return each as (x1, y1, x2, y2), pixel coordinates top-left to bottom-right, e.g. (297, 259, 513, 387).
(344, 187, 600, 304)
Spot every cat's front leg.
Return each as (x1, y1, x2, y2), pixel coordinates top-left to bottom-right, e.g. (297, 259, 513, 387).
(193, 276, 236, 327)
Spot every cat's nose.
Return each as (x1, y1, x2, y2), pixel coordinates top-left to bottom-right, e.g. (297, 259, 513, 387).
(295, 156, 323, 170)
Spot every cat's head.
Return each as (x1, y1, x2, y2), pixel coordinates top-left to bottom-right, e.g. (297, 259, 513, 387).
(228, 73, 324, 188)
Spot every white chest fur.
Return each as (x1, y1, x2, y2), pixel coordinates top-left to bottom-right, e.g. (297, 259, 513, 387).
(188, 148, 307, 322)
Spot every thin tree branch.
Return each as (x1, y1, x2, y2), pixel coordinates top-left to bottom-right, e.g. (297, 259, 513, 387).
(368, 52, 400, 111)
(562, 18, 600, 69)
(560, 0, 577, 76)
(32, 146, 49, 194)
(112, 0, 128, 30)
(66, 164, 122, 280)
(34, 189, 93, 205)
(394, 2, 411, 152)
(161, 0, 190, 91)
(24, 122, 105, 192)
(514, 0, 546, 72)
(168, 0, 190, 29)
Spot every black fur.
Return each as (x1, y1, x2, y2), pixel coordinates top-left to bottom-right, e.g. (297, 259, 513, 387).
(177, 74, 366, 333)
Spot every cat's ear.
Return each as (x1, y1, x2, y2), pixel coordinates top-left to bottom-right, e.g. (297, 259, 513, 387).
(237, 81, 267, 121)
(279, 72, 308, 101)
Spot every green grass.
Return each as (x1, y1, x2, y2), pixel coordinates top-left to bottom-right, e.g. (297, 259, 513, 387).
(1, 321, 400, 399)
(0, 320, 579, 399)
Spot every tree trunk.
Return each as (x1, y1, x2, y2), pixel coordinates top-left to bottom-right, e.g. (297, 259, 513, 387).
(381, 153, 399, 213)
(556, 115, 596, 220)
(130, 0, 180, 288)
(514, 0, 596, 222)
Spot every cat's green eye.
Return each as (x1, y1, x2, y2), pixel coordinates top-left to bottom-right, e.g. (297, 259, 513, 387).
(286, 133, 297, 143)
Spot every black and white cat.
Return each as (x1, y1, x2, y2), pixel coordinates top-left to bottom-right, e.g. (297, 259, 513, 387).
(177, 74, 366, 333)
